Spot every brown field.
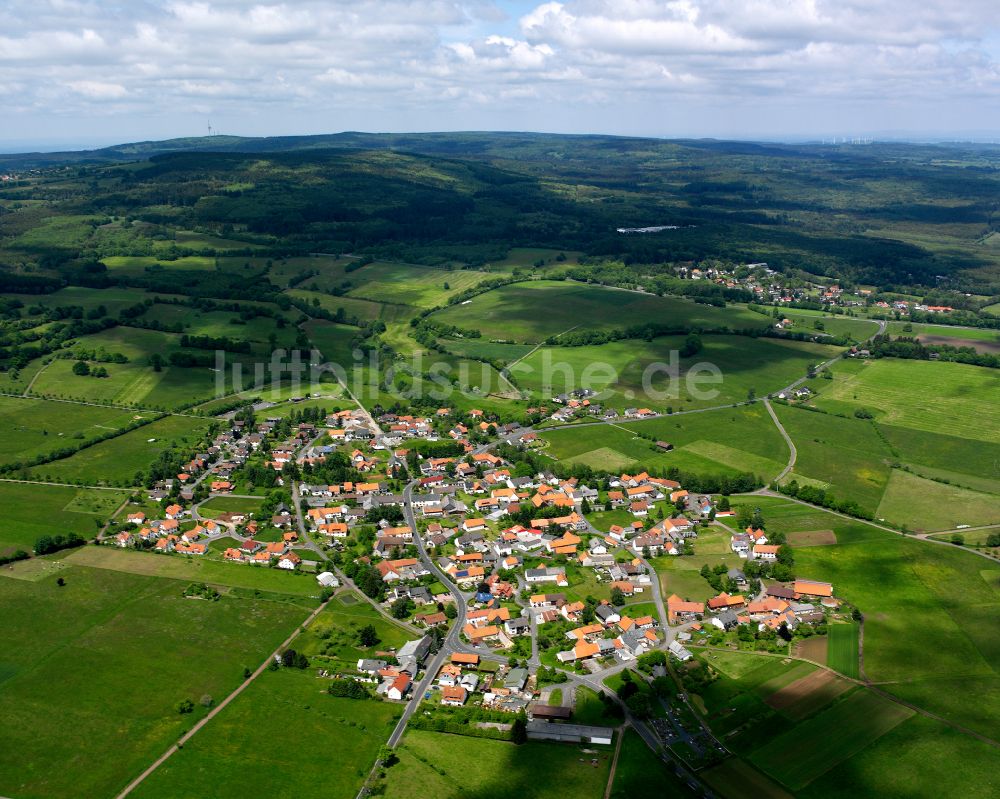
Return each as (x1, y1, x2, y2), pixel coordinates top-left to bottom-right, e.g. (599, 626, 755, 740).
(702, 757, 794, 799)
(786, 529, 838, 547)
(793, 636, 829, 663)
(765, 668, 853, 721)
(917, 334, 1000, 354)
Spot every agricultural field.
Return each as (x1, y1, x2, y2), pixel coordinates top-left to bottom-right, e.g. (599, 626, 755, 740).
(809, 358, 1000, 443)
(0, 395, 146, 468)
(541, 404, 789, 479)
(0, 564, 309, 798)
(729, 497, 1000, 739)
(826, 623, 860, 678)
(287, 288, 415, 324)
(303, 319, 362, 366)
(28, 414, 214, 485)
(885, 320, 1000, 350)
(131, 665, 400, 799)
(380, 728, 612, 799)
(0, 482, 128, 552)
(63, 545, 325, 597)
(432, 281, 772, 343)
(512, 334, 839, 412)
(344, 260, 495, 307)
(875, 470, 1000, 531)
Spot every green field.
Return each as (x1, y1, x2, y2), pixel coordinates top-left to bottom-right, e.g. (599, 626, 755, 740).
(749, 690, 913, 790)
(609, 729, 699, 799)
(875, 470, 1000, 531)
(287, 289, 415, 324)
(136, 304, 298, 351)
(0, 395, 148, 468)
(811, 358, 1000, 443)
(304, 319, 362, 366)
(198, 496, 265, 519)
(0, 564, 309, 798)
(433, 281, 772, 343)
(63, 545, 324, 596)
(29, 414, 213, 485)
(103, 254, 218, 271)
(381, 728, 612, 799)
(0, 482, 128, 552)
(346, 261, 496, 307)
(131, 667, 400, 799)
(826, 623, 860, 679)
(511, 334, 839, 411)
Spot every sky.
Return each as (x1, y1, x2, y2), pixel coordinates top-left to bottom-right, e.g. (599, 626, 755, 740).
(1, 0, 999, 149)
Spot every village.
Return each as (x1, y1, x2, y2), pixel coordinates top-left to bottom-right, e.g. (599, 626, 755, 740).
(95, 391, 848, 762)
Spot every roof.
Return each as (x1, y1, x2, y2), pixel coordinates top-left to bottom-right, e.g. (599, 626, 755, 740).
(794, 579, 834, 597)
(451, 653, 479, 665)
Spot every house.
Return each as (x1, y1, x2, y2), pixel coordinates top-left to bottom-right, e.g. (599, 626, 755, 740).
(441, 686, 468, 706)
(753, 544, 781, 561)
(710, 609, 740, 631)
(451, 653, 479, 668)
(794, 579, 834, 598)
(707, 592, 746, 610)
(277, 552, 302, 571)
(387, 674, 412, 701)
(595, 604, 621, 626)
(667, 594, 704, 623)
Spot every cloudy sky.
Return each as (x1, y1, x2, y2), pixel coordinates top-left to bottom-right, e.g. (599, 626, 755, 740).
(1, 0, 999, 148)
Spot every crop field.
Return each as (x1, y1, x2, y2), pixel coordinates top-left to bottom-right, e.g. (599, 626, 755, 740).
(63, 546, 324, 596)
(30, 414, 213, 485)
(875, 470, 1000, 531)
(764, 670, 853, 721)
(131, 667, 400, 799)
(303, 319, 362, 366)
(345, 261, 495, 307)
(287, 288, 415, 324)
(0, 564, 309, 798)
(433, 281, 772, 343)
(800, 714, 1000, 799)
(0, 395, 146, 467)
(749, 690, 913, 790)
(774, 405, 894, 515)
(542, 404, 789, 479)
(827, 623, 859, 678)
(702, 758, 794, 799)
(0, 482, 128, 552)
(885, 320, 1000, 344)
(512, 335, 840, 411)
(810, 358, 1000, 443)
(381, 728, 612, 799)
(878, 422, 1000, 493)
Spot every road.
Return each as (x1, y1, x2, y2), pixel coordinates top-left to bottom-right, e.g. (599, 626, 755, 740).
(763, 397, 796, 482)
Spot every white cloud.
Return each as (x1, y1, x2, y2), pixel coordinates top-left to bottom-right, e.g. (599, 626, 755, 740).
(0, 0, 997, 141)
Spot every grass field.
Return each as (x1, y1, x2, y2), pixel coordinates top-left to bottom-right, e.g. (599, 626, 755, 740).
(198, 496, 265, 519)
(609, 729, 699, 799)
(512, 334, 839, 411)
(381, 728, 612, 799)
(0, 564, 309, 798)
(541, 404, 789, 478)
(748, 689, 913, 790)
(0, 482, 128, 552)
(702, 757, 794, 799)
(811, 358, 1000, 443)
(136, 304, 298, 351)
(345, 261, 496, 307)
(63, 545, 324, 596)
(303, 319, 362, 366)
(0, 395, 148, 468)
(826, 623, 860, 679)
(131, 667, 400, 799)
(875, 469, 1000, 531)
(287, 289, 415, 324)
(432, 281, 772, 343)
(29, 414, 213, 485)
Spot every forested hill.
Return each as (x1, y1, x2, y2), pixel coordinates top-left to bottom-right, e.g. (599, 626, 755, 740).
(2, 132, 1000, 293)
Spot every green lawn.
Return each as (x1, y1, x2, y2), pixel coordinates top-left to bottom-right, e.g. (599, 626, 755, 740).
(0, 482, 129, 552)
(131, 668, 400, 799)
(198, 496, 265, 519)
(382, 729, 612, 799)
(29, 414, 214, 485)
(0, 564, 309, 798)
(572, 686, 623, 727)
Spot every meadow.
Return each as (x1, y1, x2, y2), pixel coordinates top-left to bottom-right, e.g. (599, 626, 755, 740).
(0, 482, 128, 552)
(345, 260, 495, 307)
(730, 497, 1000, 738)
(541, 404, 789, 479)
(875, 470, 1000, 531)
(0, 395, 145, 468)
(0, 564, 309, 798)
(609, 729, 699, 799)
(810, 358, 1000, 443)
(433, 281, 772, 343)
(303, 319, 362, 366)
(381, 728, 612, 799)
(131, 667, 400, 799)
(287, 288, 415, 324)
(29, 414, 214, 485)
(136, 303, 299, 351)
(511, 335, 839, 412)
